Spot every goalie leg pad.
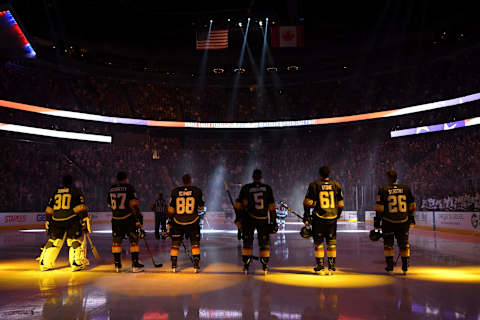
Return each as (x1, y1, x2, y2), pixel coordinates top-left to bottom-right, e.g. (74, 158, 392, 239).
(40, 235, 65, 271)
(68, 238, 86, 270)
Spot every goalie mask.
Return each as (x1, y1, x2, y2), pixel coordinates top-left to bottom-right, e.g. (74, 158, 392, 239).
(300, 226, 312, 239)
(369, 229, 383, 241)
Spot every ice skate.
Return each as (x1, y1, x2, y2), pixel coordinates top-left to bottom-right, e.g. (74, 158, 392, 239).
(385, 256, 394, 274)
(193, 257, 200, 273)
(401, 257, 409, 275)
(327, 257, 336, 275)
(314, 258, 325, 275)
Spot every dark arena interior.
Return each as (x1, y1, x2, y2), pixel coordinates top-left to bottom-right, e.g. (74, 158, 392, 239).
(0, 0, 480, 319)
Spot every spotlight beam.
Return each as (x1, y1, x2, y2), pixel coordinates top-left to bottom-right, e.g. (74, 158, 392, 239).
(227, 18, 250, 121)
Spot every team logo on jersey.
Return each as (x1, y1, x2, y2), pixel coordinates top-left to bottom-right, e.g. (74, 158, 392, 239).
(471, 213, 478, 229)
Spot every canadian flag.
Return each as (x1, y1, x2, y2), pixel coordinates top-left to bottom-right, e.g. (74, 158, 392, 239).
(271, 26, 304, 48)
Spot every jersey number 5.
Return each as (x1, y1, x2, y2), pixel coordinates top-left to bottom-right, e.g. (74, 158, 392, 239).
(53, 194, 71, 210)
(387, 195, 407, 213)
(319, 191, 335, 209)
(177, 197, 195, 214)
(253, 192, 264, 210)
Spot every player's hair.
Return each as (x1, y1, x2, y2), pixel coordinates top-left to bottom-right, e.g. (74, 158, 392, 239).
(182, 174, 192, 185)
(116, 171, 128, 181)
(319, 166, 330, 178)
(253, 169, 262, 180)
(63, 175, 73, 186)
(386, 170, 398, 182)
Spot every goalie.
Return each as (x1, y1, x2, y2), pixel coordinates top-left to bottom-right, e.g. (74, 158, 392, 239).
(39, 175, 90, 272)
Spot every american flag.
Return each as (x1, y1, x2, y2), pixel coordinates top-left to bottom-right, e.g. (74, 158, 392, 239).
(196, 29, 228, 50)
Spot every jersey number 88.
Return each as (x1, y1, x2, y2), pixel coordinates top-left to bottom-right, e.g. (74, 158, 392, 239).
(176, 197, 195, 214)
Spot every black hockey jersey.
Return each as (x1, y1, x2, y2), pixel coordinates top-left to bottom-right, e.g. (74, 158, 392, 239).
(169, 186, 205, 225)
(107, 183, 139, 220)
(376, 184, 416, 223)
(236, 182, 275, 220)
(45, 186, 88, 221)
(304, 179, 344, 220)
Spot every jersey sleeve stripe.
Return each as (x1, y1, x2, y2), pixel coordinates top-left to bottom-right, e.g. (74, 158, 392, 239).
(129, 199, 139, 208)
(303, 198, 315, 207)
(73, 204, 88, 214)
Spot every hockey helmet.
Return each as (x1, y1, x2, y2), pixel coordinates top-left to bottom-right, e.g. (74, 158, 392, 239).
(369, 229, 383, 241)
(300, 226, 312, 239)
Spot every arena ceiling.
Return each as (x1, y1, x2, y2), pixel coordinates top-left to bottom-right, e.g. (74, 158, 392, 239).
(2, 1, 479, 71)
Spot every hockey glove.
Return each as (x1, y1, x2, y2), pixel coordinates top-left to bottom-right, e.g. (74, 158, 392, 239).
(137, 228, 146, 239)
(270, 223, 279, 234)
(82, 217, 92, 233)
(303, 215, 311, 226)
(374, 217, 382, 229)
(234, 219, 242, 229)
(408, 215, 416, 228)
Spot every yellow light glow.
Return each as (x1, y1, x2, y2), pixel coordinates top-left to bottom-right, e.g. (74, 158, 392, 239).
(255, 266, 395, 288)
(0, 260, 244, 296)
(95, 263, 244, 297)
(407, 266, 480, 283)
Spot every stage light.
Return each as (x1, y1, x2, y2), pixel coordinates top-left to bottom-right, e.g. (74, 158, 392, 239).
(213, 68, 224, 74)
(233, 67, 246, 74)
(259, 21, 263, 26)
(238, 22, 242, 27)
(266, 67, 278, 72)
(287, 65, 299, 71)
(266, 18, 269, 21)
(227, 18, 231, 22)
(248, 18, 250, 21)
(210, 20, 213, 23)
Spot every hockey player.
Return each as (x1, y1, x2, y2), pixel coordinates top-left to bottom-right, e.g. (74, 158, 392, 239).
(375, 170, 416, 274)
(39, 175, 90, 271)
(151, 193, 168, 240)
(167, 174, 205, 273)
(107, 171, 145, 273)
(303, 166, 344, 275)
(234, 169, 277, 274)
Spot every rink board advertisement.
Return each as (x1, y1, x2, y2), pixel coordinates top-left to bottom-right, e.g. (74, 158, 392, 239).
(366, 211, 479, 235)
(0, 212, 45, 228)
(0, 211, 155, 228)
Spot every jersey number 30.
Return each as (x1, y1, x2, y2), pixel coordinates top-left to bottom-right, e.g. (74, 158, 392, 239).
(53, 194, 71, 210)
(177, 197, 195, 214)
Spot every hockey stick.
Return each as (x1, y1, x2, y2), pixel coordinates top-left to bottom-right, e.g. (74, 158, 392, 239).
(142, 237, 163, 268)
(85, 233, 101, 263)
(224, 180, 243, 240)
(181, 241, 194, 264)
(280, 201, 304, 220)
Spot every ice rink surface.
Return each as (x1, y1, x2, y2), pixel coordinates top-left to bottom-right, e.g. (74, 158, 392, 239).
(0, 221, 479, 320)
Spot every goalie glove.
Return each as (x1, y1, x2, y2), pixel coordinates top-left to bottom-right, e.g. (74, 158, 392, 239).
(82, 217, 92, 233)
